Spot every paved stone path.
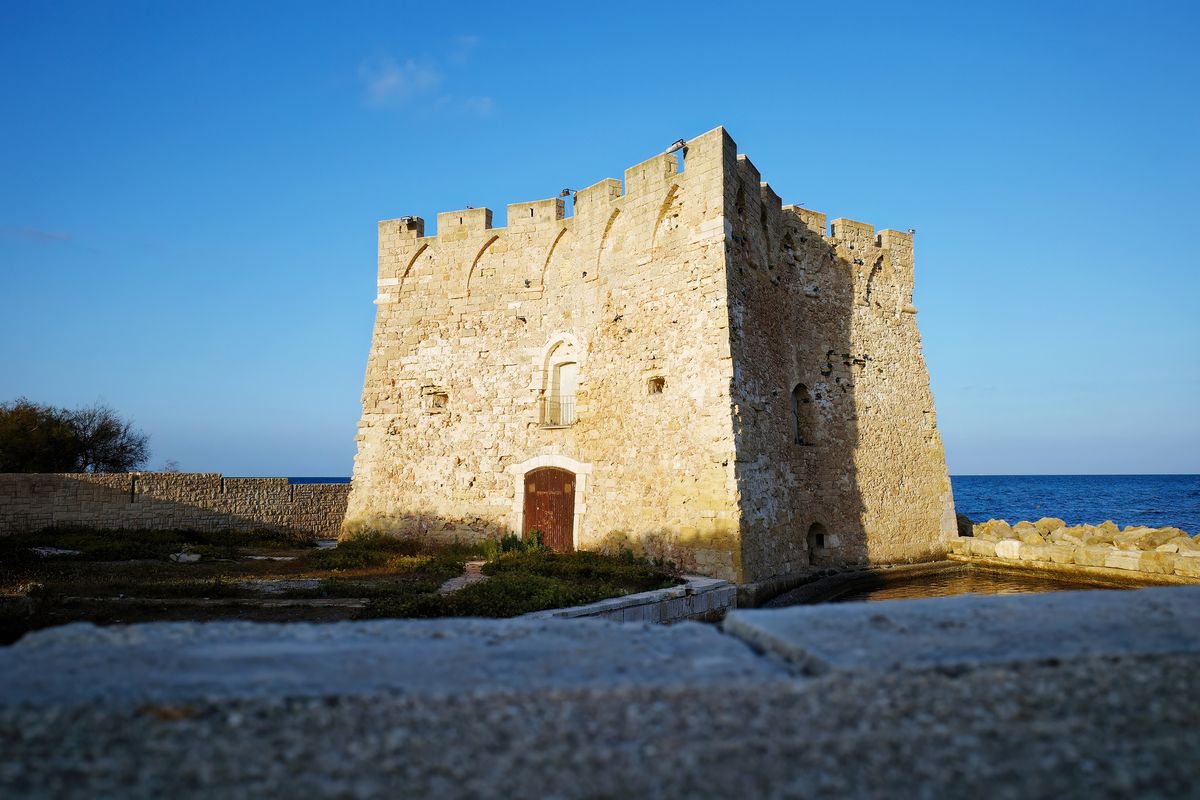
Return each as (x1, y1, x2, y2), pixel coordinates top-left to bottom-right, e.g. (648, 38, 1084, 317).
(436, 559, 488, 595)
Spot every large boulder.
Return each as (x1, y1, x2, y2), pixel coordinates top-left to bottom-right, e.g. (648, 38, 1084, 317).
(1115, 527, 1185, 551)
(972, 520, 1011, 542)
(1048, 528, 1085, 546)
(1034, 517, 1067, 536)
(1154, 527, 1191, 541)
(955, 514, 974, 537)
(1013, 522, 1046, 545)
(1080, 526, 1116, 546)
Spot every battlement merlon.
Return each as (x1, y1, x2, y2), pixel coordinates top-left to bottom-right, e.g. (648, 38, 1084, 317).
(782, 205, 827, 237)
(376, 126, 733, 249)
(507, 197, 564, 229)
(378, 216, 425, 242)
(436, 208, 493, 242)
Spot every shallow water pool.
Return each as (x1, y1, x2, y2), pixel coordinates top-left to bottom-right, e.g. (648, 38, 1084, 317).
(830, 568, 1122, 603)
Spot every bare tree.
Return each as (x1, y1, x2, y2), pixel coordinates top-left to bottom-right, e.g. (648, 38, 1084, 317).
(1, 398, 152, 473)
(70, 403, 150, 473)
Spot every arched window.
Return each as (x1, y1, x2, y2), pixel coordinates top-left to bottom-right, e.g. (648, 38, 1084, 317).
(792, 383, 815, 445)
(539, 339, 578, 427)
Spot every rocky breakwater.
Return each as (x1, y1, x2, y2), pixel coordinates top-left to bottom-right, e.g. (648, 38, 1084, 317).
(948, 518, 1200, 581)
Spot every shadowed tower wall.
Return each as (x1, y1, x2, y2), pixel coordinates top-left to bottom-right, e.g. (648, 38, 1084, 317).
(724, 153, 956, 582)
(345, 126, 955, 583)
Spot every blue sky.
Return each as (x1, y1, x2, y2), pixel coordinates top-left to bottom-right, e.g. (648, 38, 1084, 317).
(2, 1, 1197, 476)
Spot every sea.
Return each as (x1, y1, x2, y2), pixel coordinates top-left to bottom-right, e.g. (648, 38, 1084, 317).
(288, 474, 1200, 536)
(951, 474, 1199, 535)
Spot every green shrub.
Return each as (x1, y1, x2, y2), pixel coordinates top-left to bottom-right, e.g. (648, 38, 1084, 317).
(0, 527, 186, 562)
(497, 530, 548, 555)
(356, 549, 680, 620)
(413, 553, 469, 583)
(359, 572, 617, 619)
(482, 550, 677, 593)
(298, 533, 424, 570)
(0, 526, 315, 564)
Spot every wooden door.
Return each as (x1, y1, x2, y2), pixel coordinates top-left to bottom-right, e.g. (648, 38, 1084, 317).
(523, 468, 575, 552)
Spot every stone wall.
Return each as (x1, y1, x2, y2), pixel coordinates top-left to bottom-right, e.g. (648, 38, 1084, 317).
(347, 125, 954, 583)
(346, 127, 743, 577)
(949, 518, 1200, 581)
(0, 473, 350, 538)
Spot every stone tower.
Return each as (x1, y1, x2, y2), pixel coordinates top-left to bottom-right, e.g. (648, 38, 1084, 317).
(344, 127, 956, 583)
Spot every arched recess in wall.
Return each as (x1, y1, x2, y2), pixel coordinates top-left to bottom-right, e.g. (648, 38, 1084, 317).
(593, 208, 621, 282)
(650, 184, 683, 255)
(792, 383, 816, 446)
(759, 200, 772, 270)
(464, 235, 501, 297)
(537, 227, 571, 290)
(397, 243, 433, 301)
(536, 335, 581, 426)
(864, 257, 886, 307)
(780, 231, 797, 276)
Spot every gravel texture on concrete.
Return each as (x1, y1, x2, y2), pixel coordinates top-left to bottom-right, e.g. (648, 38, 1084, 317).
(725, 585, 1200, 673)
(0, 617, 780, 706)
(3, 588, 1199, 799)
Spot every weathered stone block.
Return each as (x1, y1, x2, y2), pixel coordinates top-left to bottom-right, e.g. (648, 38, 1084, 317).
(1018, 543, 1053, 562)
(994, 540, 1021, 559)
(969, 539, 997, 558)
(1174, 552, 1200, 578)
(1104, 550, 1143, 571)
(1047, 544, 1076, 564)
(947, 536, 970, 555)
(1074, 546, 1113, 568)
(1138, 551, 1176, 575)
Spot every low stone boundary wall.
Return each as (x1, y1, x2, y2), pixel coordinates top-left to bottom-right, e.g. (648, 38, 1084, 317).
(948, 536, 1200, 582)
(524, 576, 736, 624)
(0, 473, 350, 539)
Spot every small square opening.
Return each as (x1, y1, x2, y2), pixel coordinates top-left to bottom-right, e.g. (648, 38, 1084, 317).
(422, 388, 449, 413)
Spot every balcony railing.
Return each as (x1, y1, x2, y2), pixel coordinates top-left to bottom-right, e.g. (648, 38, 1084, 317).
(538, 395, 576, 427)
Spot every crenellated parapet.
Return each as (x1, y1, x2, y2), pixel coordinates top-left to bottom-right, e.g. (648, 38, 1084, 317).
(770, 203, 917, 313)
(374, 126, 731, 303)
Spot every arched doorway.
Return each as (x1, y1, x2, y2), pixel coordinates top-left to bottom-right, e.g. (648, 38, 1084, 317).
(523, 467, 576, 552)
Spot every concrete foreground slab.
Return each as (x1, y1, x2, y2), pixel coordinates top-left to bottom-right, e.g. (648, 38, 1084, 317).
(724, 585, 1200, 673)
(2, 588, 1200, 798)
(0, 617, 780, 707)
